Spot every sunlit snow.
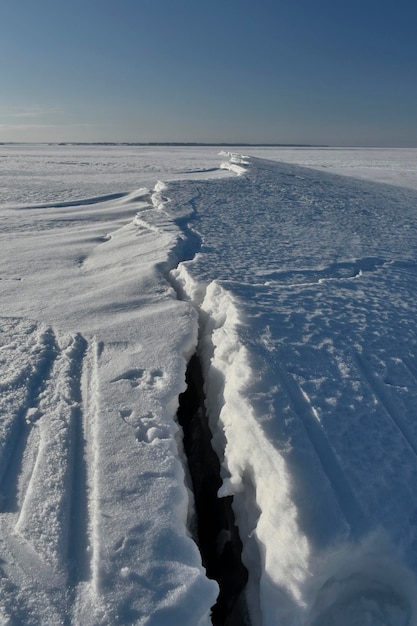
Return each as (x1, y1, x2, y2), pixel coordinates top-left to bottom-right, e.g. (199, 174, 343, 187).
(1, 144, 417, 625)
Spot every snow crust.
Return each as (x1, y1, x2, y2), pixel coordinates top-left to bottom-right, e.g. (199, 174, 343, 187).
(2, 144, 417, 625)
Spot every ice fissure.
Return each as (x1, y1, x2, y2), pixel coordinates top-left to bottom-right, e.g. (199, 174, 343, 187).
(149, 179, 251, 624)
(176, 353, 249, 626)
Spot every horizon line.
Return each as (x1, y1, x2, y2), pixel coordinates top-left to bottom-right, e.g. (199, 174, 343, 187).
(0, 141, 329, 147)
(2, 141, 417, 148)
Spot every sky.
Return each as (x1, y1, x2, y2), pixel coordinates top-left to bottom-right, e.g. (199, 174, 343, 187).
(1, 0, 417, 146)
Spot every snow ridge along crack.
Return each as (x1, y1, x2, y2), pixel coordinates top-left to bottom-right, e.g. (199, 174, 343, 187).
(148, 171, 251, 624)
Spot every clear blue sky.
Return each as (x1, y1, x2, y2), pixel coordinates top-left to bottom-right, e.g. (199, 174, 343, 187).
(1, 0, 416, 146)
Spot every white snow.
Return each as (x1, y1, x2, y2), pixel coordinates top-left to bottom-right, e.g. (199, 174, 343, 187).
(1, 144, 417, 625)
(246, 147, 417, 191)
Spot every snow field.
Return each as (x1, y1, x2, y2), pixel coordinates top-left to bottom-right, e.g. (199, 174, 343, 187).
(167, 154, 417, 625)
(247, 147, 417, 192)
(2, 145, 417, 624)
(0, 167, 219, 623)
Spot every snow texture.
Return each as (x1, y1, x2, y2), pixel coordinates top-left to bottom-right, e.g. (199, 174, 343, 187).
(1, 144, 417, 625)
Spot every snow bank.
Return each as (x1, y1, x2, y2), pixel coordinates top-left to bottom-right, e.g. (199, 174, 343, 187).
(173, 272, 310, 623)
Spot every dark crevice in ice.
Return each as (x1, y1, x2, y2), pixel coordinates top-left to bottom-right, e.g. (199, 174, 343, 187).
(177, 354, 249, 626)
(158, 183, 250, 623)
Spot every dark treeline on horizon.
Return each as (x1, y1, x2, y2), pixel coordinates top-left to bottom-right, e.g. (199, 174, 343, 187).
(0, 142, 328, 148)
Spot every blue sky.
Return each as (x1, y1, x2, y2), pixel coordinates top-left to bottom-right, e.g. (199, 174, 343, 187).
(1, 0, 416, 145)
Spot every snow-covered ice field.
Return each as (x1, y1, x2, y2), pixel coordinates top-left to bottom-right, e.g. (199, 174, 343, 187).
(1, 144, 417, 625)
(250, 147, 417, 192)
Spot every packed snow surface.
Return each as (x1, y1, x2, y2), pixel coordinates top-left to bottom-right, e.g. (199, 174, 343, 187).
(1, 145, 417, 625)
(248, 147, 417, 191)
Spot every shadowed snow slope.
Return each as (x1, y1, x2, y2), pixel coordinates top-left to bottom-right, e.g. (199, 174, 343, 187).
(1, 146, 417, 625)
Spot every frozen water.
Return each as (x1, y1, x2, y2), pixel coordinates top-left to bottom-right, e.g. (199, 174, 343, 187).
(1, 144, 417, 624)
(247, 147, 417, 191)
